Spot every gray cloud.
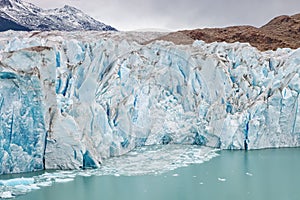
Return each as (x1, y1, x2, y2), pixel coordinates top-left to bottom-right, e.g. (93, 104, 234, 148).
(27, 0, 300, 31)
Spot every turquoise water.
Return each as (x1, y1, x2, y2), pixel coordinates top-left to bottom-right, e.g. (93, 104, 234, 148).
(2, 147, 300, 200)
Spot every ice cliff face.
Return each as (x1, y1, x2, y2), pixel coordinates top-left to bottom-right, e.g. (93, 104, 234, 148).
(0, 31, 299, 174)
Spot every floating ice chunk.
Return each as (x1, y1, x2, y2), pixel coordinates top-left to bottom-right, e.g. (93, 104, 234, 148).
(36, 181, 52, 187)
(218, 178, 226, 182)
(55, 178, 74, 183)
(15, 184, 40, 191)
(0, 191, 13, 199)
(77, 172, 92, 177)
(0, 178, 34, 186)
(246, 172, 253, 176)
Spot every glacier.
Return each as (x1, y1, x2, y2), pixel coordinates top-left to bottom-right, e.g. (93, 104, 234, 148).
(0, 31, 299, 174)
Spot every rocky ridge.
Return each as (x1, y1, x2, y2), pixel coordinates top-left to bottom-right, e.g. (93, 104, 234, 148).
(152, 14, 300, 51)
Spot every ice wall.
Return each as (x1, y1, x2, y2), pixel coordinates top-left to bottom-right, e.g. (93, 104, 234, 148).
(0, 31, 299, 174)
(0, 46, 56, 174)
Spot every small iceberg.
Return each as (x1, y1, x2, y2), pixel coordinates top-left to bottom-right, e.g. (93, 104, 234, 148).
(55, 178, 74, 183)
(0, 191, 14, 199)
(218, 177, 226, 182)
(246, 172, 253, 176)
(0, 177, 34, 186)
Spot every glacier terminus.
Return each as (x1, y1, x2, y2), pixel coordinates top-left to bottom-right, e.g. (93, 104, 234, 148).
(0, 31, 299, 174)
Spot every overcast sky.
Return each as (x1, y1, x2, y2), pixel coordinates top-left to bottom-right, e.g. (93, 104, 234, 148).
(26, 0, 300, 31)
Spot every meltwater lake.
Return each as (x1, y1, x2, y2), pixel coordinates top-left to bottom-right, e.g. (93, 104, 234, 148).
(1, 146, 299, 200)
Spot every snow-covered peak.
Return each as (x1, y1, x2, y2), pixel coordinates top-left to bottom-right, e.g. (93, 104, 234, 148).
(0, 0, 38, 11)
(0, 0, 117, 31)
(61, 5, 81, 13)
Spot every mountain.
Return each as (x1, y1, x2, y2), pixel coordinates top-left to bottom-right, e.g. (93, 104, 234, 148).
(150, 13, 300, 51)
(0, 16, 30, 31)
(0, 0, 117, 31)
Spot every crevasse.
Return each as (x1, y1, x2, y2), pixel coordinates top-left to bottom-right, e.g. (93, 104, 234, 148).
(0, 31, 299, 174)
